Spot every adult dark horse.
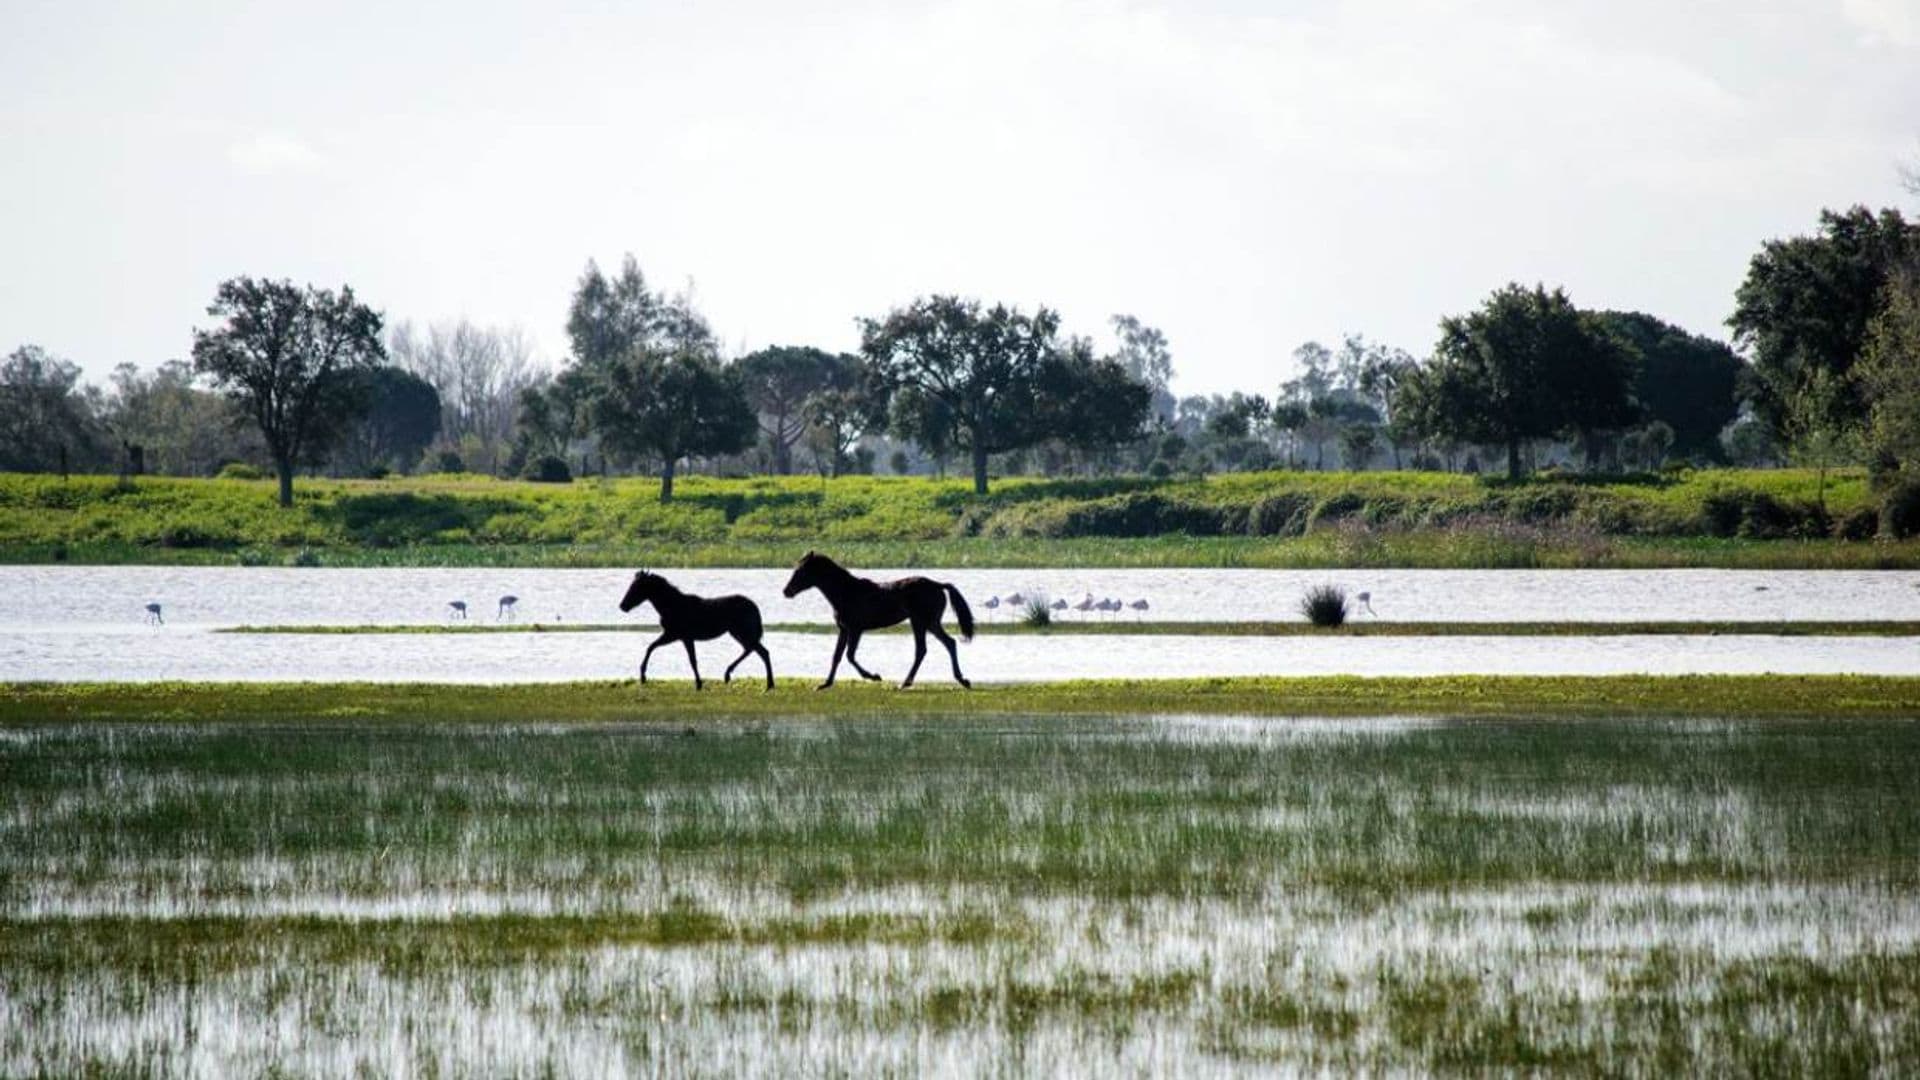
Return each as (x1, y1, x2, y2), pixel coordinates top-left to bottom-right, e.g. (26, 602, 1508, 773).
(618, 571, 773, 690)
(782, 551, 974, 689)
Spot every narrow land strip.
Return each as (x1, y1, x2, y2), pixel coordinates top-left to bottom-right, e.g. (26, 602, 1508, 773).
(216, 620, 1920, 637)
(8, 675, 1920, 723)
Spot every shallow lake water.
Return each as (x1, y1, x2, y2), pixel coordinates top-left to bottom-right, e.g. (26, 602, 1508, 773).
(6, 565, 1920, 680)
(8, 565, 1920, 629)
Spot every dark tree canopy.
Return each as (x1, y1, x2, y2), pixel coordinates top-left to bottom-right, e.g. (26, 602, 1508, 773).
(336, 366, 443, 476)
(1108, 314, 1176, 422)
(0, 344, 105, 474)
(1592, 311, 1742, 462)
(565, 254, 709, 369)
(736, 345, 847, 474)
(190, 277, 386, 506)
(802, 356, 888, 477)
(1728, 206, 1918, 434)
(1423, 283, 1636, 480)
(591, 347, 756, 501)
(862, 296, 1150, 493)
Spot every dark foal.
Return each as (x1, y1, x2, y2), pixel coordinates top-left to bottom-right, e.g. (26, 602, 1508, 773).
(781, 551, 975, 690)
(618, 571, 773, 690)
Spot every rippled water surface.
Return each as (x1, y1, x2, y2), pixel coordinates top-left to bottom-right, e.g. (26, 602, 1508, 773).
(6, 716, 1917, 1075)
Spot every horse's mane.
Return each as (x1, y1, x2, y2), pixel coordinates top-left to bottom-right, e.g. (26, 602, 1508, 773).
(637, 570, 689, 600)
(804, 552, 858, 586)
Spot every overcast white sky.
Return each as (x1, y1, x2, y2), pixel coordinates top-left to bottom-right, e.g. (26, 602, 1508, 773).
(4, 0, 1918, 396)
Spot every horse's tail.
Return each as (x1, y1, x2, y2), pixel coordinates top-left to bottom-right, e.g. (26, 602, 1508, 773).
(943, 582, 975, 641)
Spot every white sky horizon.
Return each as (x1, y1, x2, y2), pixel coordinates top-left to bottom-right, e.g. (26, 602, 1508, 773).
(4, 0, 1917, 398)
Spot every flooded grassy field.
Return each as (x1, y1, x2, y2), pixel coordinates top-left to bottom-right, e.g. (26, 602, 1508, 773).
(5, 715, 1919, 1074)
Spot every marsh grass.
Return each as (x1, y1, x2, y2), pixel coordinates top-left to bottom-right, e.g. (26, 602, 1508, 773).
(3, 715, 1919, 1073)
(1300, 584, 1349, 627)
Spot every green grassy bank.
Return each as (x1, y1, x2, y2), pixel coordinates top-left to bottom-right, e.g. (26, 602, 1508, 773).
(9, 675, 1920, 724)
(3, 467, 1912, 568)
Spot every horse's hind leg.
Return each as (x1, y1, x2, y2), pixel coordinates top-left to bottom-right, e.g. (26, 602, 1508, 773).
(845, 631, 882, 682)
(756, 644, 773, 690)
(930, 624, 970, 689)
(724, 647, 749, 683)
(723, 632, 759, 685)
(901, 625, 929, 689)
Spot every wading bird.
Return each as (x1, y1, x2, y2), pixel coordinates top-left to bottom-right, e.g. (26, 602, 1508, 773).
(1356, 591, 1377, 616)
(448, 601, 468, 620)
(1129, 598, 1150, 619)
(144, 602, 164, 625)
(497, 595, 519, 620)
(983, 596, 1001, 620)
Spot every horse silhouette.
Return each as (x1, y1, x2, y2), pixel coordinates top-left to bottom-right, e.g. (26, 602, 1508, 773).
(782, 551, 974, 689)
(618, 571, 773, 690)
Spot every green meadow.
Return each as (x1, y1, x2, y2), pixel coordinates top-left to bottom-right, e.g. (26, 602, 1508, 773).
(2, 467, 1911, 568)
(5, 704, 1919, 1073)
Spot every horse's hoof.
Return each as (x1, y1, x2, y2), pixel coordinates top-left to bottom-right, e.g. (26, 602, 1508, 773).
(862, 673, 882, 682)
(959, 679, 973, 689)
(816, 682, 833, 691)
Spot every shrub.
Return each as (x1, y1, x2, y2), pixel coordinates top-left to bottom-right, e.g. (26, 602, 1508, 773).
(1834, 506, 1879, 541)
(365, 465, 392, 480)
(1300, 584, 1348, 627)
(435, 450, 467, 473)
(1022, 596, 1052, 627)
(216, 462, 265, 481)
(156, 521, 218, 548)
(1881, 481, 1920, 539)
(1305, 492, 1367, 532)
(1248, 493, 1312, 537)
(523, 456, 572, 483)
(288, 548, 322, 567)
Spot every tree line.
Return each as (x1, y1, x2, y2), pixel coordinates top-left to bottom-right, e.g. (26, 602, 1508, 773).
(4, 198, 1915, 507)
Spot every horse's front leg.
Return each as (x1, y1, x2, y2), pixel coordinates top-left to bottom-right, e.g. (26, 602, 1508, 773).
(640, 633, 672, 685)
(819, 630, 848, 690)
(682, 639, 704, 690)
(845, 630, 883, 682)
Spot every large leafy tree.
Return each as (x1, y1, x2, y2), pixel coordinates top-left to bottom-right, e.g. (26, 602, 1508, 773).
(105, 360, 262, 476)
(335, 366, 443, 476)
(190, 278, 386, 506)
(0, 345, 106, 474)
(862, 296, 1149, 494)
(736, 345, 846, 474)
(1728, 206, 1918, 435)
(1108, 314, 1176, 422)
(591, 347, 756, 501)
(1858, 261, 1920, 482)
(1423, 284, 1636, 480)
(1591, 311, 1742, 462)
(799, 355, 888, 477)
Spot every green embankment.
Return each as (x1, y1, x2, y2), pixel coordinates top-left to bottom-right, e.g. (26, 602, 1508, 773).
(0, 468, 1911, 568)
(9, 675, 1920, 724)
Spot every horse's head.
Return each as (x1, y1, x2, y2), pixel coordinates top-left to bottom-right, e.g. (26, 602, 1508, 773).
(619, 570, 658, 613)
(782, 551, 825, 598)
